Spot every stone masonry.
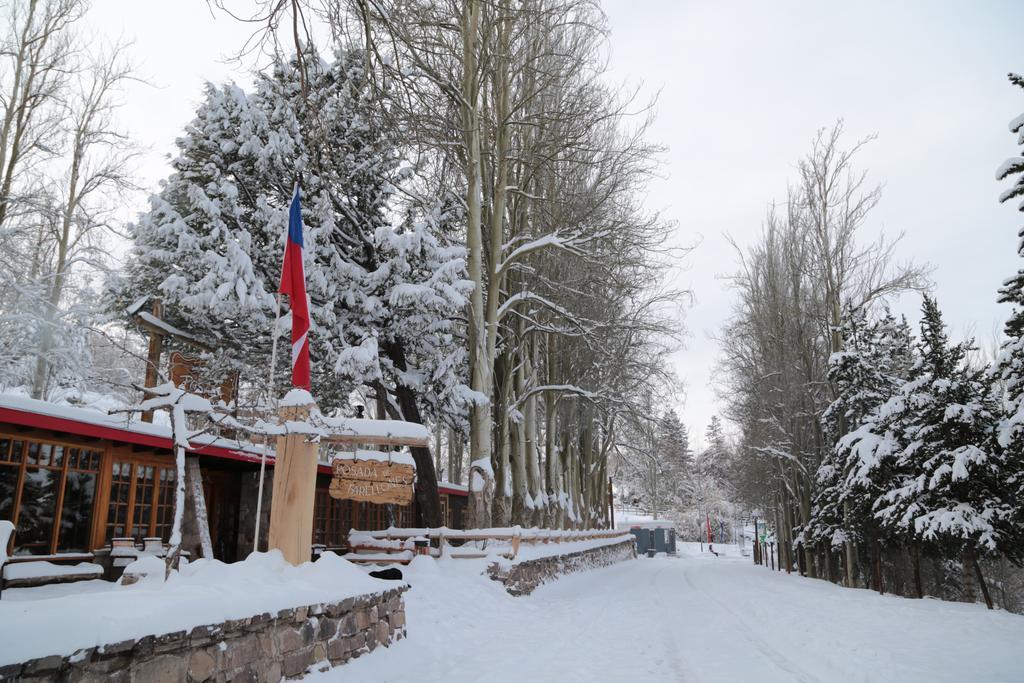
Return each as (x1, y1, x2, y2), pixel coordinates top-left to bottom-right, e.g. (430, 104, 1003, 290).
(487, 537, 637, 596)
(0, 586, 407, 683)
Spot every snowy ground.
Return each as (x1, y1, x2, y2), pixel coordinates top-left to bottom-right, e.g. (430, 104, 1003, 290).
(310, 542, 1024, 683)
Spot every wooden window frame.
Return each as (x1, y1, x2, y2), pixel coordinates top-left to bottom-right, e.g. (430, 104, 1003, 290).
(99, 447, 178, 546)
(0, 430, 103, 555)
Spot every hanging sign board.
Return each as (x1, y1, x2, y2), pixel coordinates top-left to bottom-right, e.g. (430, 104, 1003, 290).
(329, 459, 415, 505)
(169, 352, 238, 404)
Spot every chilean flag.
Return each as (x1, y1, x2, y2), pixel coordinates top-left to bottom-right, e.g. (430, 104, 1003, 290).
(279, 184, 311, 390)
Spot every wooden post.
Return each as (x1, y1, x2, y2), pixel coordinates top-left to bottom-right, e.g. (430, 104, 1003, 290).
(753, 517, 760, 565)
(142, 299, 164, 423)
(267, 398, 319, 565)
(608, 477, 615, 529)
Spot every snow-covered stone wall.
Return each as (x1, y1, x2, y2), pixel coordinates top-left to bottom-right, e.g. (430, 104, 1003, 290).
(1, 586, 407, 682)
(487, 537, 636, 596)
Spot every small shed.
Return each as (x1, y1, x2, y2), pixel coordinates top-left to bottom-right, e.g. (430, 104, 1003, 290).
(619, 519, 677, 555)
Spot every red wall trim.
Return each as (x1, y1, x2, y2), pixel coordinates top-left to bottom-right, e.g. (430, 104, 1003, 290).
(0, 406, 338, 474)
(438, 485, 469, 498)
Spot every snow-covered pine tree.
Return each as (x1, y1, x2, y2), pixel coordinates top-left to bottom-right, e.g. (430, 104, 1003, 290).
(657, 410, 692, 510)
(868, 297, 1009, 603)
(992, 72, 1024, 540)
(703, 415, 731, 485)
(109, 49, 472, 525)
(809, 308, 915, 578)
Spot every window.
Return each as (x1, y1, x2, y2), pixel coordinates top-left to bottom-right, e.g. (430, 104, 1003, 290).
(105, 460, 176, 545)
(0, 436, 102, 555)
(313, 492, 354, 548)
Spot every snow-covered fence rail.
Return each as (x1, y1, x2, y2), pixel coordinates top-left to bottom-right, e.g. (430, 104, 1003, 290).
(347, 527, 631, 562)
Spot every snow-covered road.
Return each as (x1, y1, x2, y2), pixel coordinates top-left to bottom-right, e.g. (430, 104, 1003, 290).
(310, 543, 1024, 682)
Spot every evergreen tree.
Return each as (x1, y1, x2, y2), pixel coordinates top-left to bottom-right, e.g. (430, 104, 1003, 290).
(992, 72, 1024, 527)
(856, 298, 1011, 586)
(657, 410, 692, 509)
(810, 308, 915, 554)
(109, 49, 473, 524)
(703, 415, 731, 484)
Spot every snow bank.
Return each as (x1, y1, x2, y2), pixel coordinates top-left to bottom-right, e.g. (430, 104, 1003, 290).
(509, 535, 632, 564)
(0, 551, 393, 666)
(0, 520, 13, 565)
(2, 561, 102, 582)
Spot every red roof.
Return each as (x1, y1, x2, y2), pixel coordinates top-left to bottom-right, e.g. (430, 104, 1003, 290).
(0, 396, 470, 492)
(0, 402, 317, 469)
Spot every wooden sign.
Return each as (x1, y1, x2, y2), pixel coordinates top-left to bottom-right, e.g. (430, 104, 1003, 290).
(169, 352, 238, 404)
(329, 459, 415, 505)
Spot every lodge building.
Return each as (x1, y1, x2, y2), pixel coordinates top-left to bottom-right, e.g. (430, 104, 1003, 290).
(0, 395, 467, 562)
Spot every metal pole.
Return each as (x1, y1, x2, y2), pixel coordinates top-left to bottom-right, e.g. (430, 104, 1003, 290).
(254, 293, 283, 552)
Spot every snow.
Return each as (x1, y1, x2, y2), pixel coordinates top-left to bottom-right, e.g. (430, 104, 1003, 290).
(342, 551, 414, 563)
(0, 551, 394, 666)
(305, 542, 1024, 683)
(331, 449, 416, 468)
(504, 535, 631, 563)
(280, 388, 316, 407)
(2, 561, 103, 581)
(0, 392, 271, 462)
(0, 520, 12, 565)
(120, 555, 167, 584)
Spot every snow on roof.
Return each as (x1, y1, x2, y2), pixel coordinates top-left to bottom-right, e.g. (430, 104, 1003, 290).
(438, 480, 469, 493)
(0, 392, 430, 472)
(0, 393, 270, 462)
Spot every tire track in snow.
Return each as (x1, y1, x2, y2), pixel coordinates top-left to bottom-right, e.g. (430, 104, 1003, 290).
(679, 561, 820, 683)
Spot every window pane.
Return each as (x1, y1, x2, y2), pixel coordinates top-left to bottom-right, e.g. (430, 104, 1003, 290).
(15, 467, 59, 554)
(26, 442, 39, 465)
(0, 465, 18, 521)
(131, 465, 155, 540)
(106, 462, 133, 544)
(155, 467, 176, 542)
(10, 441, 23, 463)
(38, 443, 52, 467)
(58, 471, 96, 552)
(0, 438, 9, 462)
(67, 448, 79, 469)
(51, 445, 64, 468)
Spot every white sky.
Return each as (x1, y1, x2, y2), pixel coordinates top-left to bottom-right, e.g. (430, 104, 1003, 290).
(83, 1, 1024, 445)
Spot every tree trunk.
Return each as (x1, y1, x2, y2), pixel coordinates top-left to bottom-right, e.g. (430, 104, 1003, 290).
(872, 538, 884, 595)
(971, 555, 994, 610)
(462, 0, 493, 529)
(380, 341, 442, 527)
(912, 541, 923, 599)
(523, 337, 542, 526)
(962, 544, 977, 604)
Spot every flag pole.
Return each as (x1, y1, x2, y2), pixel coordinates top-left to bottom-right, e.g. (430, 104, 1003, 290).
(254, 290, 283, 552)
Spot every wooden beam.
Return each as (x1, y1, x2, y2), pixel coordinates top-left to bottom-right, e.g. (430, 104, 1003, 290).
(141, 299, 164, 424)
(267, 399, 320, 566)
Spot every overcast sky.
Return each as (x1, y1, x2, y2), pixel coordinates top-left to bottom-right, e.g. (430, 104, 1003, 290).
(603, 0, 1024, 445)
(85, 1, 1024, 447)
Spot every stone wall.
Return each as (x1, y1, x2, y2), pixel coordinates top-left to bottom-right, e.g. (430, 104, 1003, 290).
(0, 586, 407, 683)
(487, 537, 637, 596)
